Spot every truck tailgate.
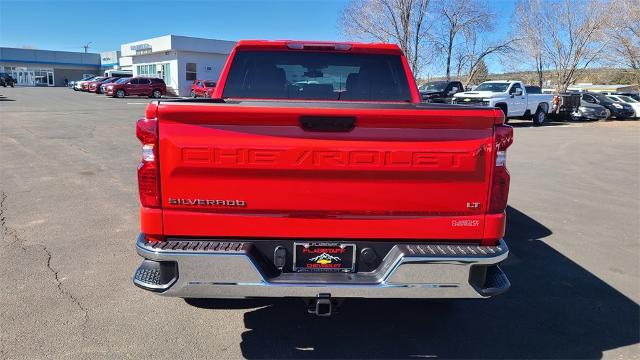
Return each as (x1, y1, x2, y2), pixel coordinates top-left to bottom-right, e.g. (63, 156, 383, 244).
(156, 101, 500, 241)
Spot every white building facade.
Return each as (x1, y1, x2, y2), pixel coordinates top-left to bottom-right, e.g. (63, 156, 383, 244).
(121, 35, 235, 96)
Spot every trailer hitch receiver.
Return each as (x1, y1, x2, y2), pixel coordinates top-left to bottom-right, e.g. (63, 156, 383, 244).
(308, 293, 333, 316)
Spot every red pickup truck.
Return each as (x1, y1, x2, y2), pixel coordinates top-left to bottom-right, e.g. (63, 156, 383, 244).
(190, 80, 216, 98)
(133, 40, 513, 316)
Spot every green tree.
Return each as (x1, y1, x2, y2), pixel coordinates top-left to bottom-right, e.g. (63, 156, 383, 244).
(470, 59, 489, 84)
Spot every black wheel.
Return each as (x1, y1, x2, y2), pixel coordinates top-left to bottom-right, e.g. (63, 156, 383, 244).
(191, 90, 197, 98)
(533, 107, 546, 126)
(10, 83, 14, 88)
(115, 89, 126, 98)
(152, 89, 162, 99)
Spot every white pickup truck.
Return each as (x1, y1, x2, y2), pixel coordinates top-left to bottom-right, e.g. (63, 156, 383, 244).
(453, 81, 554, 126)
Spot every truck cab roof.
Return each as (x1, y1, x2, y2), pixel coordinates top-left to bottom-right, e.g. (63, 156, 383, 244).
(234, 40, 404, 54)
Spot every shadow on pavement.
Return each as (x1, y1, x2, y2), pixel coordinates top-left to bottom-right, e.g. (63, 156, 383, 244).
(508, 120, 570, 128)
(187, 206, 639, 359)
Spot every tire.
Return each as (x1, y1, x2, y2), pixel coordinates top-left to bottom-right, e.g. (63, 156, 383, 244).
(152, 89, 162, 99)
(601, 109, 611, 121)
(533, 107, 546, 126)
(191, 90, 197, 98)
(10, 83, 14, 88)
(115, 89, 126, 98)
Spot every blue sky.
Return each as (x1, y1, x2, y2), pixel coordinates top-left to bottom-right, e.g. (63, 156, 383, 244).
(0, 0, 516, 75)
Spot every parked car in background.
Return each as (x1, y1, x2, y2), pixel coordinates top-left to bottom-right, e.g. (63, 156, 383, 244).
(453, 80, 554, 126)
(190, 80, 217, 98)
(581, 92, 635, 119)
(615, 93, 640, 101)
(601, 92, 640, 102)
(572, 100, 609, 121)
(104, 77, 166, 98)
(607, 94, 640, 118)
(81, 76, 107, 91)
(89, 77, 118, 94)
(0, 72, 16, 87)
(73, 75, 97, 91)
(418, 80, 463, 103)
(100, 78, 123, 94)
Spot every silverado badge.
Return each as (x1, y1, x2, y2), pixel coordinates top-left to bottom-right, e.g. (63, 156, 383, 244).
(168, 198, 247, 207)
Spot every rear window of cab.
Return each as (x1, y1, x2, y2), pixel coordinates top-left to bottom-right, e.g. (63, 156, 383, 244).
(222, 51, 411, 102)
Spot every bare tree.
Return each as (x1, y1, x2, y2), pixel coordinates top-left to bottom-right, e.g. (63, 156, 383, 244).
(453, 50, 470, 79)
(462, 33, 517, 86)
(339, 0, 431, 75)
(606, 0, 640, 84)
(431, 0, 494, 81)
(521, 0, 611, 93)
(512, 0, 546, 87)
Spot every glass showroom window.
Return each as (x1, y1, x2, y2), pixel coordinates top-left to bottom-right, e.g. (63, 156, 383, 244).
(186, 63, 196, 81)
(1, 66, 54, 86)
(137, 64, 158, 78)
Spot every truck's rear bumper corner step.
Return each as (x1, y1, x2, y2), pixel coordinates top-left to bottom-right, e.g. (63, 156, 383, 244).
(472, 265, 510, 297)
(133, 259, 178, 292)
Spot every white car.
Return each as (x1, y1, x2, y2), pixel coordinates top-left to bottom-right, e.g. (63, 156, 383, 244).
(452, 81, 554, 126)
(607, 95, 640, 118)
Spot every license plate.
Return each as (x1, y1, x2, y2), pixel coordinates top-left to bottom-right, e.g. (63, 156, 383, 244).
(293, 243, 356, 272)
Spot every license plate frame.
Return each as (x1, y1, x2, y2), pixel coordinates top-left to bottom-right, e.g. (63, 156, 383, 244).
(293, 242, 356, 273)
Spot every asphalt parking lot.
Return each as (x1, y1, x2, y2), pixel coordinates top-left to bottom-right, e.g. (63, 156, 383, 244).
(1, 87, 638, 359)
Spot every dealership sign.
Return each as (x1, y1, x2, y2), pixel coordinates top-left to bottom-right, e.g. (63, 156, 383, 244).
(130, 44, 152, 55)
(100, 51, 120, 65)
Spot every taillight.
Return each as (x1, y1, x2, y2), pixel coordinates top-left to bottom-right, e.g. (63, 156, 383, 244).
(488, 124, 513, 214)
(136, 118, 160, 208)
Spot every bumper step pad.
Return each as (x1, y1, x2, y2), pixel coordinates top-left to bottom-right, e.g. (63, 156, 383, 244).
(133, 259, 178, 292)
(146, 239, 247, 253)
(478, 265, 510, 296)
(402, 243, 505, 257)
(134, 267, 161, 286)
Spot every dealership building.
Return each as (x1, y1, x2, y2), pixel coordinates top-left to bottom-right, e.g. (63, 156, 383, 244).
(0, 47, 102, 87)
(1, 35, 235, 95)
(121, 35, 235, 96)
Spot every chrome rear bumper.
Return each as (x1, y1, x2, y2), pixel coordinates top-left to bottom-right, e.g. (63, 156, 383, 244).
(133, 234, 509, 299)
